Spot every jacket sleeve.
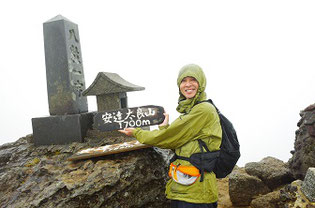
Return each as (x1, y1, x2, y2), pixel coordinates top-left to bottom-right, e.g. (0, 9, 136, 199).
(133, 104, 212, 149)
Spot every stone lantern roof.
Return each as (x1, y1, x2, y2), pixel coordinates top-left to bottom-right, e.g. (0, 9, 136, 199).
(83, 72, 145, 111)
(83, 72, 145, 96)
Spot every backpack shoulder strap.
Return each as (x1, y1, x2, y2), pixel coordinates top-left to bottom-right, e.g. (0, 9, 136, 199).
(197, 139, 210, 153)
(196, 99, 220, 114)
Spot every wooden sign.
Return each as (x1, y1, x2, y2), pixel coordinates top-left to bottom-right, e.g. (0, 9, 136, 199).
(67, 140, 150, 161)
(93, 105, 165, 131)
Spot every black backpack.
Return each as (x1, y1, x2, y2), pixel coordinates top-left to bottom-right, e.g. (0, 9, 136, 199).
(174, 99, 240, 180)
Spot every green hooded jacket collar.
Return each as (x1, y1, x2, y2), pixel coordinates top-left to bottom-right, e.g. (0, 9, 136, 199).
(176, 64, 207, 114)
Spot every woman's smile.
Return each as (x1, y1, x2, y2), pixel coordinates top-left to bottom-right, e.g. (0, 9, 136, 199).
(180, 76, 199, 99)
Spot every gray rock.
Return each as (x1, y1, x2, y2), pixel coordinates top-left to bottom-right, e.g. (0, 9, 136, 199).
(278, 180, 315, 208)
(245, 156, 294, 190)
(250, 190, 280, 208)
(301, 167, 315, 202)
(229, 167, 270, 206)
(289, 103, 315, 179)
(250, 181, 302, 208)
(0, 133, 170, 208)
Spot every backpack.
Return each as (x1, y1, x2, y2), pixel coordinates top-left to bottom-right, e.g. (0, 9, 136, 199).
(174, 99, 240, 180)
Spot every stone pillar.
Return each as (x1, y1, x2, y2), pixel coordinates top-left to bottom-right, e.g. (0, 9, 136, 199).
(32, 15, 93, 146)
(43, 15, 88, 115)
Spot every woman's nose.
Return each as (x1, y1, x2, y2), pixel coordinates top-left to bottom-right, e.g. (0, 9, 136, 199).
(185, 81, 192, 87)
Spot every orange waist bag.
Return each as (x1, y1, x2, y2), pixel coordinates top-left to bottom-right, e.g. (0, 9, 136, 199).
(168, 163, 201, 185)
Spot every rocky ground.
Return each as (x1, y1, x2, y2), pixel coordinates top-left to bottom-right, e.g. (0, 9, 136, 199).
(0, 130, 171, 208)
(224, 103, 315, 208)
(217, 177, 235, 208)
(0, 103, 314, 208)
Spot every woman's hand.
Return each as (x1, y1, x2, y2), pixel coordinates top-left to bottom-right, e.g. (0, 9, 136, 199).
(118, 128, 135, 137)
(159, 113, 169, 127)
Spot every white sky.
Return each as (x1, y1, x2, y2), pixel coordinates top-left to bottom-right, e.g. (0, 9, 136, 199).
(0, 0, 314, 166)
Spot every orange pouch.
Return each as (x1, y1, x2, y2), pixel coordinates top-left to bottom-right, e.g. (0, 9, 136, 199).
(168, 163, 200, 185)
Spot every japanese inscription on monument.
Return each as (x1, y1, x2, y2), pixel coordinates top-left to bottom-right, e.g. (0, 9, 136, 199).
(43, 15, 88, 115)
(32, 15, 92, 146)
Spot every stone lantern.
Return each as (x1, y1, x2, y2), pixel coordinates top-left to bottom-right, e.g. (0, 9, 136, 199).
(82, 72, 145, 111)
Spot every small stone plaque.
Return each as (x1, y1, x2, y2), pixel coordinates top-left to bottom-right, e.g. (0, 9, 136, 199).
(94, 105, 165, 131)
(67, 140, 150, 161)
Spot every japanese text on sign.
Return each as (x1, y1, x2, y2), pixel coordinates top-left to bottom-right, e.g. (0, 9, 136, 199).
(101, 107, 156, 129)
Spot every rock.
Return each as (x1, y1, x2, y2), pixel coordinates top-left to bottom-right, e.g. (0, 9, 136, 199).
(289, 103, 315, 179)
(279, 182, 299, 205)
(250, 178, 315, 208)
(245, 156, 294, 190)
(217, 177, 233, 208)
(0, 132, 170, 208)
(301, 167, 315, 202)
(229, 167, 270, 206)
(278, 180, 315, 208)
(250, 190, 280, 208)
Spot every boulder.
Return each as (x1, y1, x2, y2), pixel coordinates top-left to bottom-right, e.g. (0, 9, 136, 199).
(279, 180, 315, 208)
(301, 167, 315, 202)
(216, 177, 233, 208)
(0, 131, 170, 208)
(289, 103, 315, 179)
(229, 167, 270, 206)
(250, 179, 315, 208)
(245, 156, 294, 190)
(250, 190, 280, 208)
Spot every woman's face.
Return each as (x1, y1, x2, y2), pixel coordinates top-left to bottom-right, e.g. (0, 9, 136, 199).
(180, 76, 199, 99)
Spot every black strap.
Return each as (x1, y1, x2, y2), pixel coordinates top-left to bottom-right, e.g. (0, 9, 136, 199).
(170, 139, 212, 182)
(198, 139, 205, 182)
(174, 154, 189, 162)
(196, 99, 221, 114)
(198, 139, 210, 152)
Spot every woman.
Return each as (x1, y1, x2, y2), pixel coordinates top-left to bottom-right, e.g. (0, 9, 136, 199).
(119, 64, 222, 208)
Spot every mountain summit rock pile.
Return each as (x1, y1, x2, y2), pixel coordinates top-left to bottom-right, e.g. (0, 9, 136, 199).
(1, 103, 314, 208)
(0, 130, 170, 208)
(227, 103, 315, 208)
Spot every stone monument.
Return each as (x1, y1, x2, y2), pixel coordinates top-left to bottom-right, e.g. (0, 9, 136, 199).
(44, 15, 88, 115)
(32, 15, 93, 145)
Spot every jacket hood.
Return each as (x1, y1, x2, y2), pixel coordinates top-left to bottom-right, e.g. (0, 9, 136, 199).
(176, 64, 207, 114)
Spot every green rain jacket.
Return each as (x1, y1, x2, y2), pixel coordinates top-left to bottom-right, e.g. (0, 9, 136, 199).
(133, 64, 222, 204)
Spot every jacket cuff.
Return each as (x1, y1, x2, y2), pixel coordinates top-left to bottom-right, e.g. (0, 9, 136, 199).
(158, 124, 169, 130)
(132, 128, 141, 137)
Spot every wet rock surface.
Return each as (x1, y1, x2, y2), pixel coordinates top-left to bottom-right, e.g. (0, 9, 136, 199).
(301, 167, 315, 202)
(229, 167, 270, 206)
(229, 157, 314, 207)
(289, 103, 315, 179)
(0, 130, 170, 208)
(2, 103, 315, 208)
(250, 190, 280, 208)
(245, 156, 294, 190)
